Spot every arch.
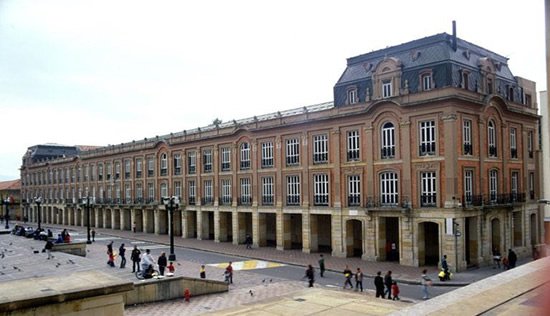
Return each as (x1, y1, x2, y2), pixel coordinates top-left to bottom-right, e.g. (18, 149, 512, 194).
(373, 57, 402, 74)
(379, 217, 400, 262)
(417, 221, 440, 266)
(345, 219, 363, 257)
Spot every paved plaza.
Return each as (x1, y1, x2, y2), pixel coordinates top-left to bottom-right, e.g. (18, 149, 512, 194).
(1, 222, 546, 315)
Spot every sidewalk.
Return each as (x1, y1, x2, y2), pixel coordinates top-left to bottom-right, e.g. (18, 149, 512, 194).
(25, 221, 529, 287)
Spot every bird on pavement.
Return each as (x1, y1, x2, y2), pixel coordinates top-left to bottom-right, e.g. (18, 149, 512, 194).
(249, 290, 254, 296)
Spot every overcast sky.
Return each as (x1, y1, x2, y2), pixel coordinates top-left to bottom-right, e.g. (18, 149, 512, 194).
(0, 0, 546, 180)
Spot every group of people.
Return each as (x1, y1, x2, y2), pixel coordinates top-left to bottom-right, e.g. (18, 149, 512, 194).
(492, 248, 518, 270)
(124, 245, 175, 278)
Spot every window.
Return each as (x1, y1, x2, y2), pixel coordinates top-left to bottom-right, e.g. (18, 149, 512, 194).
(174, 181, 181, 199)
(221, 147, 231, 171)
(286, 138, 300, 166)
(221, 179, 232, 205)
(511, 171, 519, 201)
(507, 85, 514, 102)
(489, 170, 498, 203)
(422, 74, 432, 91)
(461, 71, 469, 90)
(147, 157, 154, 177)
(173, 154, 182, 175)
(188, 180, 196, 205)
(510, 128, 517, 159)
(314, 174, 329, 206)
(529, 172, 535, 200)
(135, 159, 142, 178)
(381, 122, 395, 159)
(487, 78, 493, 94)
(187, 151, 196, 174)
(348, 175, 361, 206)
(160, 153, 168, 176)
(124, 160, 131, 179)
(347, 130, 360, 161)
(313, 134, 328, 164)
(125, 183, 131, 203)
(84, 165, 89, 181)
(380, 172, 398, 206)
(261, 142, 274, 168)
(463, 119, 472, 155)
(115, 162, 121, 180)
(464, 170, 473, 206)
(420, 172, 437, 207)
(147, 183, 155, 203)
(419, 120, 436, 156)
(91, 165, 96, 181)
(203, 180, 213, 204)
(262, 176, 274, 205)
(382, 80, 392, 98)
(106, 164, 111, 181)
(160, 182, 168, 198)
(528, 131, 534, 158)
(488, 120, 497, 157)
(286, 175, 300, 206)
(347, 88, 358, 104)
(203, 149, 212, 173)
(240, 178, 251, 205)
(240, 143, 250, 170)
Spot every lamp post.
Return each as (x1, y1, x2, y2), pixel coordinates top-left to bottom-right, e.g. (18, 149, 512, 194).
(3, 196, 9, 229)
(82, 197, 92, 244)
(34, 197, 42, 230)
(453, 219, 461, 273)
(162, 196, 179, 261)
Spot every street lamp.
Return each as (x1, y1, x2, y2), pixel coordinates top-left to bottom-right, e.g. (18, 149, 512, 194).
(162, 196, 179, 261)
(3, 196, 10, 229)
(81, 197, 93, 244)
(34, 197, 42, 230)
(453, 220, 461, 273)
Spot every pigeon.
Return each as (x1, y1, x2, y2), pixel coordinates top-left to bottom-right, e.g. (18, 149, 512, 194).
(262, 279, 265, 283)
(270, 279, 272, 283)
(9, 242, 12, 246)
(249, 290, 254, 296)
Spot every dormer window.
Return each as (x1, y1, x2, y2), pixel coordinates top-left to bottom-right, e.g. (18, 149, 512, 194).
(382, 80, 392, 98)
(461, 71, 470, 90)
(487, 78, 493, 94)
(421, 73, 432, 91)
(347, 88, 358, 105)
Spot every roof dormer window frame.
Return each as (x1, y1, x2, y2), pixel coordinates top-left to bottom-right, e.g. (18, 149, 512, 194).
(372, 57, 402, 100)
(419, 69, 433, 92)
(346, 86, 358, 105)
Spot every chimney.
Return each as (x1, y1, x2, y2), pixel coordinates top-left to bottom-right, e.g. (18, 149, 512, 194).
(452, 20, 457, 51)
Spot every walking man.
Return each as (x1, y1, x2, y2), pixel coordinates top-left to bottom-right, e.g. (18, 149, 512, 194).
(318, 254, 325, 277)
(374, 271, 385, 298)
(343, 265, 353, 289)
(305, 264, 315, 287)
(508, 249, 517, 269)
(421, 269, 432, 299)
(225, 262, 233, 284)
(245, 234, 252, 249)
(45, 239, 54, 260)
(441, 255, 449, 281)
(131, 246, 141, 273)
(355, 268, 364, 292)
(384, 271, 393, 299)
(91, 229, 95, 242)
(119, 243, 126, 268)
(158, 252, 167, 276)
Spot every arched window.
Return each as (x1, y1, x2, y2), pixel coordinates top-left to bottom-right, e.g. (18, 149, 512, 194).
(160, 153, 168, 176)
(488, 120, 497, 157)
(381, 122, 395, 159)
(380, 172, 399, 206)
(240, 143, 250, 170)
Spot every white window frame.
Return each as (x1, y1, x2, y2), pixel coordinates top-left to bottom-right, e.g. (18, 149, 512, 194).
(261, 142, 274, 168)
(510, 128, 517, 158)
(286, 138, 300, 166)
(422, 73, 432, 91)
(382, 80, 392, 98)
(528, 131, 534, 158)
(313, 174, 329, 206)
(160, 182, 168, 198)
(221, 179, 232, 204)
(135, 159, 142, 178)
(240, 143, 251, 170)
(313, 134, 328, 164)
(160, 153, 168, 175)
(380, 172, 398, 206)
(381, 122, 395, 159)
(348, 175, 361, 206)
(136, 183, 143, 200)
(240, 178, 251, 204)
(221, 147, 231, 171)
(347, 130, 360, 161)
(464, 170, 473, 205)
(347, 88, 358, 104)
(262, 176, 274, 205)
(419, 120, 436, 156)
(488, 120, 497, 157)
(286, 175, 301, 206)
(489, 170, 498, 203)
(124, 160, 131, 178)
(203, 149, 213, 173)
(147, 158, 154, 177)
(511, 171, 519, 200)
(420, 172, 437, 207)
(203, 180, 213, 203)
(188, 180, 196, 204)
(463, 119, 472, 155)
(174, 154, 182, 175)
(147, 183, 155, 202)
(188, 151, 196, 174)
(174, 181, 181, 199)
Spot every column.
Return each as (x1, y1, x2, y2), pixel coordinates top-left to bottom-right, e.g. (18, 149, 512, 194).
(196, 209, 203, 240)
(214, 210, 221, 242)
(154, 209, 161, 235)
(252, 210, 259, 247)
(181, 209, 187, 238)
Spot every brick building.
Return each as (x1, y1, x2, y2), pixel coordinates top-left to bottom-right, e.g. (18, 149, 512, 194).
(0, 179, 22, 221)
(20, 32, 543, 269)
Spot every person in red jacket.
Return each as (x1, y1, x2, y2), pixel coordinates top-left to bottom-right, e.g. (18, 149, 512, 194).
(391, 281, 400, 300)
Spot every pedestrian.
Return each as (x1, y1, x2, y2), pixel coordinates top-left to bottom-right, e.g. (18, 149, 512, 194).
(158, 252, 167, 276)
(384, 271, 393, 299)
(200, 265, 206, 279)
(508, 249, 517, 269)
(502, 256, 509, 270)
(391, 281, 400, 300)
(225, 262, 233, 284)
(140, 249, 155, 275)
(441, 255, 449, 281)
(245, 234, 252, 249)
(355, 268, 363, 292)
(131, 245, 141, 272)
(493, 248, 501, 269)
(119, 243, 126, 268)
(91, 229, 95, 242)
(318, 254, 325, 277)
(305, 264, 315, 287)
(168, 261, 175, 274)
(133, 221, 136, 233)
(107, 241, 115, 267)
(374, 271, 385, 298)
(44, 239, 54, 260)
(421, 269, 432, 299)
(343, 265, 353, 289)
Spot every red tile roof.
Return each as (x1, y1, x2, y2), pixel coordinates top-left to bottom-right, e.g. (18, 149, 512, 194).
(0, 179, 21, 191)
